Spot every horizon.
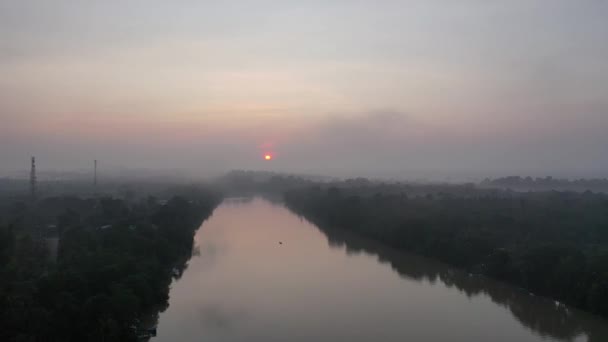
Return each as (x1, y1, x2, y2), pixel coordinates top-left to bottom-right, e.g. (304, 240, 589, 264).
(2, 1, 608, 178)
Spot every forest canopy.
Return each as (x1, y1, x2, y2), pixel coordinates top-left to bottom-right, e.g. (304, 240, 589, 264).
(285, 183, 608, 317)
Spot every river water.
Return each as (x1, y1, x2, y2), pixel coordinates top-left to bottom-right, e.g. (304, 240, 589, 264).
(152, 197, 607, 342)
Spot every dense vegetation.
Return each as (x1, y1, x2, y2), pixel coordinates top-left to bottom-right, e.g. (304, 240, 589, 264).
(322, 227, 608, 342)
(0, 187, 221, 341)
(218, 170, 320, 196)
(481, 176, 608, 192)
(285, 184, 608, 317)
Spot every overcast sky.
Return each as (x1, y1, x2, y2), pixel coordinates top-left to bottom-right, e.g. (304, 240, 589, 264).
(1, 1, 607, 179)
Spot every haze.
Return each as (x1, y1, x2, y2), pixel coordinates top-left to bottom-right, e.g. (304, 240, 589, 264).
(1, 1, 607, 179)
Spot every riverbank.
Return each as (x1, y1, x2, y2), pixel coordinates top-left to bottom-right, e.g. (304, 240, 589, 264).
(151, 198, 608, 342)
(284, 186, 608, 318)
(0, 189, 222, 341)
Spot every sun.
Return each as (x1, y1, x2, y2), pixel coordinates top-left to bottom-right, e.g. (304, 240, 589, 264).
(264, 154, 273, 161)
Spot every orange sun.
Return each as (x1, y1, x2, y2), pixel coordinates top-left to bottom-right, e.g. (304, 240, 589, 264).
(264, 154, 273, 161)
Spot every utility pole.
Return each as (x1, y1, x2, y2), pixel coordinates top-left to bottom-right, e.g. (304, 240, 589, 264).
(30, 156, 37, 201)
(94, 159, 97, 187)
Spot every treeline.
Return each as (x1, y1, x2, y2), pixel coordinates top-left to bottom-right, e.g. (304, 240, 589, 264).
(321, 227, 608, 342)
(285, 185, 608, 317)
(218, 170, 320, 196)
(0, 187, 221, 341)
(481, 176, 608, 192)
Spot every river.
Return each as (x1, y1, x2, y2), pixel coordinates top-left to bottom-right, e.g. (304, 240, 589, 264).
(151, 197, 608, 342)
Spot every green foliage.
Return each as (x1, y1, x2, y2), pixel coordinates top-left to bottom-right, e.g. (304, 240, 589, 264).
(0, 190, 221, 341)
(285, 185, 608, 317)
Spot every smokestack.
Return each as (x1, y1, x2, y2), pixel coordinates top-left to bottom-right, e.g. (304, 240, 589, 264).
(94, 159, 97, 187)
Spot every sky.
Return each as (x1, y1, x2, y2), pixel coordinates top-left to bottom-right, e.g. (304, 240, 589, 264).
(1, 1, 607, 179)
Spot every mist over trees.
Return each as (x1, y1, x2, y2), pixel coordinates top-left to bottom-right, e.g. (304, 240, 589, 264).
(2, 170, 608, 341)
(284, 181, 608, 317)
(481, 176, 608, 192)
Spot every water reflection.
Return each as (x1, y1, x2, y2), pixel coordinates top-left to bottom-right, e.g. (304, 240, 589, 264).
(318, 222, 608, 342)
(198, 302, 250, 331)
(152, 198, 608, 342)
(140, 242, 195, 340)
